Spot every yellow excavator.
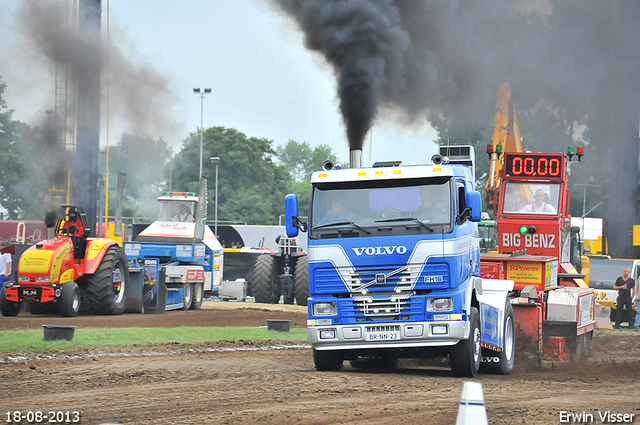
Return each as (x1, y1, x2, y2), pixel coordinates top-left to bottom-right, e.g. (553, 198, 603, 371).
(485, 78, 525, 211)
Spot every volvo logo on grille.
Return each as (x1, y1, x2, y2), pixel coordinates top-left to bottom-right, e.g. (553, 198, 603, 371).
(352, 246, 408, 256)
(375, 274, 386, 284)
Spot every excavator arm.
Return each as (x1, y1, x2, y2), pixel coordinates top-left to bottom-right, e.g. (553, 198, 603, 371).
(486, 78, 524, 211)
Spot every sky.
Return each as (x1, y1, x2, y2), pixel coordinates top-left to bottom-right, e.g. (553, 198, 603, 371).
(0, 0, 439, 167)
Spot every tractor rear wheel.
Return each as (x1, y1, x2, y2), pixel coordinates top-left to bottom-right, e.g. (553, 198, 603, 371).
(190, 283, 203, 310)
(293, 255, 309, 306)
(0, 285, 21, 316)
(60, 281, 81, 317)
(253, 254, 279, 304)
(86, 246, 128, 315)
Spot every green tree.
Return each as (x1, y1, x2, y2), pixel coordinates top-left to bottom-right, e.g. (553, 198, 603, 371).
(289, 180, 311, 217)
(277, 140, 340, 181)
(171, 127, 291, 225)
(0, 77, 51, 220)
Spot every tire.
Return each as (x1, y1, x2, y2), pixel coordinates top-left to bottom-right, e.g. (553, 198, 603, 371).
(450, 306, 482, 377)
(293, 255, 309, 306)
(86, 246, 128, 315)
(189, 283, 203, 310)
(0, 285, 21, 316)
(479, 301, 515, 375)
(181, 283, 193, 310)
(59, 281, 81, 317)
(313, 348, 343, 371)
(253, 254, 279, 304)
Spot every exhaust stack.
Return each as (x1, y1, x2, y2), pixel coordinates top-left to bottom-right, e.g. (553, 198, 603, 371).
(350, 149, 363, 169)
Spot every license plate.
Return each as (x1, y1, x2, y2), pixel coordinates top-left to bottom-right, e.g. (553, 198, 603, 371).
(366, 331, 401, 341)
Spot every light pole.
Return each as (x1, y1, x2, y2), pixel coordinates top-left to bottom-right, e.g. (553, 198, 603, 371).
(193, 88, 212, 178)
(210, 156, 220, 235)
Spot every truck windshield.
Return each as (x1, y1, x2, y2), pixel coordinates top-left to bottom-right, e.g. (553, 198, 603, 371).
(158, 201, 197, 222)
(502, 182, 560, 215)
(309, 177, 452, 238)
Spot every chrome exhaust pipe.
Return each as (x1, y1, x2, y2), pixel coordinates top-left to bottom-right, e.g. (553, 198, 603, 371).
(350, 149, 363, 169)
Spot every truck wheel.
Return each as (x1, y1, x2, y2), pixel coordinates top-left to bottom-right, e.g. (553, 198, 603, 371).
(0, 285, 21, 316)
(86, 246, 128, 315)
(294, 255, 309, 306)
(189, 283, 203, 310)
(59, 281, 81, 317)
(313, 348, 343, 371)
(479, 301, 515, 375)
(181, 283, 193, 310)
(450, 306, 481, 377)
(253, 254, 279, 304)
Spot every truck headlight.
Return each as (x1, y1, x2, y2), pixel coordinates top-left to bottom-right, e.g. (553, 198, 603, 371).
(18, 276, 30, 282)
(319, 329, 336, 339)
(313, 302, 337, 316)
(36, 276, 51, 283)
(427, 297, 453, 312)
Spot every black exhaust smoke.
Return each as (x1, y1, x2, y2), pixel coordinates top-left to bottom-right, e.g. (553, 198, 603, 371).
(272, 0, 410, 151)
(272, 0, 640, 255)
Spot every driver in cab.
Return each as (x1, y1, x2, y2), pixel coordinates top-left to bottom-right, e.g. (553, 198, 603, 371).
(520, 189, 557, 214)
(320, 201, 355, 223)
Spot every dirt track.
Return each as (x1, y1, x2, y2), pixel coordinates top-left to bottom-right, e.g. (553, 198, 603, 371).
(1, 302, 639, 425)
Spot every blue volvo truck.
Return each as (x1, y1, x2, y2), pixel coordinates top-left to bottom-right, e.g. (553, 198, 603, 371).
(285, 146, 515, 377)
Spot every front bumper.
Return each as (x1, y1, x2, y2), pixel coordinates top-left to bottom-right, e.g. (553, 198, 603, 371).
(309, 320, 469, 351)
(4, 284, 58, 303)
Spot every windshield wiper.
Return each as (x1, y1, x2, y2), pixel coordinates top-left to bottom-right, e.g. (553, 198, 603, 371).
(314, 221, 371, 234)
(375, 217, 434, 232)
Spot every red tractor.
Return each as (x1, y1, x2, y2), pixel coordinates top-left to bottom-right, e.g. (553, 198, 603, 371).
(0, 206, 129, 317)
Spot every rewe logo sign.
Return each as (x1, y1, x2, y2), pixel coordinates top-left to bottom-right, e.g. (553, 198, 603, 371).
(352, 246, 408, 256)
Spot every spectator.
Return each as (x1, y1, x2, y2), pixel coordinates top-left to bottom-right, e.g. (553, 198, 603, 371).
(173, 204, 195, 222)
(613, 266, 636, 330)
(0, 240, 11, 288)
(520, 189, 557, 214)
(634, 276, 640, 330)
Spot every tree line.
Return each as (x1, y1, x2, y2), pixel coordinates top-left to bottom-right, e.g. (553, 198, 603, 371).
(0, 76, 342, 224)
(0, 75, 599, 225)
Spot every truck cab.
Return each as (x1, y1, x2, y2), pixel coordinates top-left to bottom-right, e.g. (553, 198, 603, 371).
(285, 147, 516, 376)
(124, 191, 223, 311)
(495, 152, 582, 275)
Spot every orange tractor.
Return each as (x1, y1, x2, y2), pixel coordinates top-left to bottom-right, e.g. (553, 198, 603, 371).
(0, 205, 128, 317)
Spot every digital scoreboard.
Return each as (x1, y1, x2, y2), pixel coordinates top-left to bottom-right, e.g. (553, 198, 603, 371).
(503, 153, 564, 180)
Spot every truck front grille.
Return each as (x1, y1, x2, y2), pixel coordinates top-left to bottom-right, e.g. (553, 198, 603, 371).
(352, 295, 412, 321)
(366, 325, 400, 333)
(347, 265, 416, 294)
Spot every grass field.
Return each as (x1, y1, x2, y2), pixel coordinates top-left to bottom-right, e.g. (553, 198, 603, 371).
(0, 326, 310, 354)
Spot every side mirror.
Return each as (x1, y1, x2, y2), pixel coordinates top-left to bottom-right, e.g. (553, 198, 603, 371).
(285, 194, 305, 237)
(466, 190, 482, 222)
